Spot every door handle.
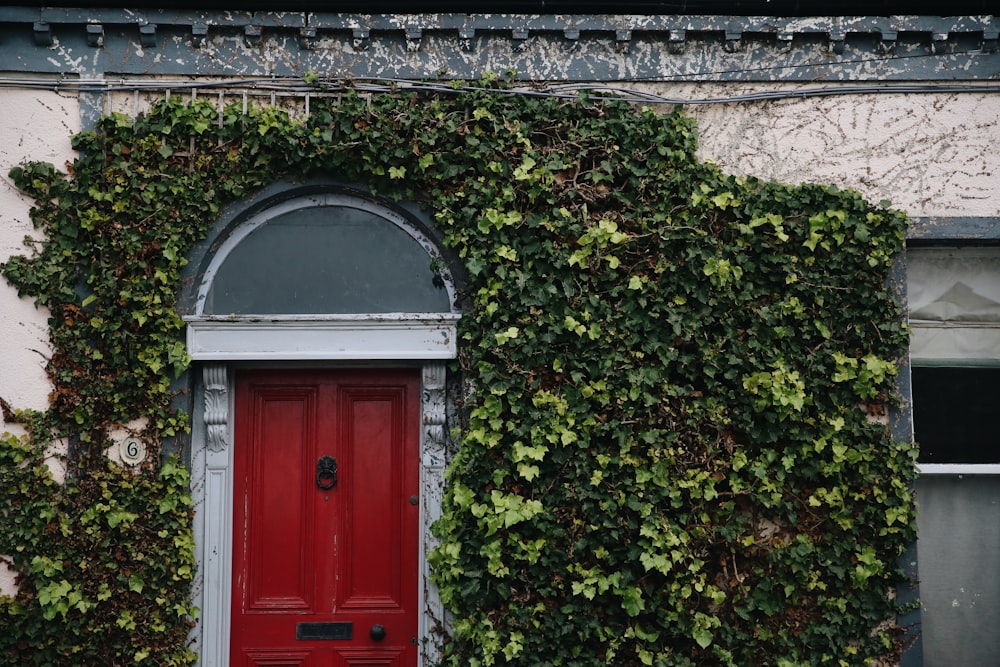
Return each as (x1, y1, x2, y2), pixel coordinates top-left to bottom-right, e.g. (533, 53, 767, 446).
(370, 624, 386, 641)
(316, 455, 338, 490)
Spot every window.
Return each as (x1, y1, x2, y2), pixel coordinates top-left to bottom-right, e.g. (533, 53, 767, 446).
(203, 194, 453, 315)
(913, 366, 1000, 464)
(909, 246, 1000, 666)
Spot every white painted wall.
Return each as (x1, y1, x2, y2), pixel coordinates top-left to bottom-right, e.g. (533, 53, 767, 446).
(0, 90, 79, 428)
(0, 90, 79, 596)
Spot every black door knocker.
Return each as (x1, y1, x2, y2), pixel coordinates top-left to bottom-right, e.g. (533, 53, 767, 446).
(316, 455, 338, 490)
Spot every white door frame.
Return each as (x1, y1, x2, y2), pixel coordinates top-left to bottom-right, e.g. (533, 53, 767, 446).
(186, 322, 455, 667)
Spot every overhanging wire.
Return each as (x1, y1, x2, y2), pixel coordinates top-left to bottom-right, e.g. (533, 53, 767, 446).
(0, 75, 997, 106)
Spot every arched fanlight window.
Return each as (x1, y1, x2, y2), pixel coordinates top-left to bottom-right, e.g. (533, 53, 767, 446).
(183, 188, 461, 360)
(197, 192, 455, 316)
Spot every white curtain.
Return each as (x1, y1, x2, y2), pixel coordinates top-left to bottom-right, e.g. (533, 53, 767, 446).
(908, 247, 1000, 363)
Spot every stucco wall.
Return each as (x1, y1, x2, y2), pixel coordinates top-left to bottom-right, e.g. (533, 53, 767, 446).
(0, 90, 78, 429)
(681, 84, 999, 219)
(0, 89, 78, 597)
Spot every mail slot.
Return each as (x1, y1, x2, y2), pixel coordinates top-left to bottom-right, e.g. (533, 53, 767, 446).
(296, 622, 353, 641)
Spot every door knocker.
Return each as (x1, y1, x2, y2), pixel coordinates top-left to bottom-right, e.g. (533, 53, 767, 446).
(316, 455, 338, 490)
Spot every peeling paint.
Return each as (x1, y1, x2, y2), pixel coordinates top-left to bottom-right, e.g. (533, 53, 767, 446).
(0, 11, 996, 81)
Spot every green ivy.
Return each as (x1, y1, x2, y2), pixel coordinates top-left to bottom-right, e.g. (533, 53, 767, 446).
(0, 432, 195, 665)
(0, 76, 914, 666)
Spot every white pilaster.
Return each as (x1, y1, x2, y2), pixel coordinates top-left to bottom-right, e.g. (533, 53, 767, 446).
(195, 364, 233, 667)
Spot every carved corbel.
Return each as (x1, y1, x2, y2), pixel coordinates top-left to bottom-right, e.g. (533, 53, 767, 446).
(422, 363, 447, 469)
(204, 364, 228, 453)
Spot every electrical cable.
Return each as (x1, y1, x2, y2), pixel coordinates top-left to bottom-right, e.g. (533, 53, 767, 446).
(0, 75, 995, 106)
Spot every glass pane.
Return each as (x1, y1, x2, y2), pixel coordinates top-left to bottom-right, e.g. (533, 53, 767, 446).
(916, 475, 1000, 667)
(908, 247, 1000, 363)
(913, 367, 1000, 464)
(205, 205, 451, 314)
(908, 247, 1000, 324)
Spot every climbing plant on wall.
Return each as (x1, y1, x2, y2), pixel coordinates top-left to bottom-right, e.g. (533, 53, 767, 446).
(1, 75, 914, 666)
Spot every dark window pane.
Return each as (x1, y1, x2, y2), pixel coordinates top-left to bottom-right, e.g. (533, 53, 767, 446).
(913, 366, 1000, 464)
(205, 204, 451, 315)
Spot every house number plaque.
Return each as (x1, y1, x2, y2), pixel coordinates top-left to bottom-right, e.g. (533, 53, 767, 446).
(119, 437, 147, 466)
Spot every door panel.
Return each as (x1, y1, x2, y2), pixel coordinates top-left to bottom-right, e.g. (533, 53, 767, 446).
(232, 369, 420, 666)
(243, 649, 310, 666)
(247, 388, 318, 612)
(343, 391, 405, 611)
(337, 648, 405, 666)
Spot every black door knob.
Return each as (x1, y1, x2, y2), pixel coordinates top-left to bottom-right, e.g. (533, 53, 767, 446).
(370, 624, 386, 641)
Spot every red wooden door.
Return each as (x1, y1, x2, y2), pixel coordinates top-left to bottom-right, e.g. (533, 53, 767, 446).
(232, 369, 420, 667)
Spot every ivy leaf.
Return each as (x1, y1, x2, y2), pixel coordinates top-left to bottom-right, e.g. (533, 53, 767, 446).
(693, 627, 714, 649)
(620, 586, 645, 616)
(516, 462, 540, 481)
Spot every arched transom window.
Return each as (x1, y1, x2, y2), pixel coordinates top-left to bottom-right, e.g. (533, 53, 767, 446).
(184, 189, 460, 360)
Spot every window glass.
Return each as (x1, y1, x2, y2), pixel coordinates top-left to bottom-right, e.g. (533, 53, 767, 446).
(913, 366, 1000, 464)
(204, 204, 451, 315)
(915, 475, 1000, 666)
(907, 247, 1000, 362)
(910, 246, 1000, 667)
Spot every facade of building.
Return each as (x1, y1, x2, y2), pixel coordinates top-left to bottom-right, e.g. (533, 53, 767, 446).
(0, 4, 998, 666)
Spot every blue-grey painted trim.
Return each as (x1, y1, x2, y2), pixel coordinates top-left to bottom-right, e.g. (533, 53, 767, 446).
(0, 10, 996, 81)
(7, 10, 996, 34)
(890, 252, 912, 447)
(12, 0, 999, 15)
(78, 90, 105, 133)
(890, 250, 923, 667)
(908, 216, 1000, 242)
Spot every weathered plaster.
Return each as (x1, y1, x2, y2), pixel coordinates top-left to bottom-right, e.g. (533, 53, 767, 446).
(0, 90, 79, 433)
(676, 83, 1000, 218)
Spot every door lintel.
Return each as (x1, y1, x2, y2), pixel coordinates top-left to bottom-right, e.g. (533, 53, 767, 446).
(185, 314, 460, 361)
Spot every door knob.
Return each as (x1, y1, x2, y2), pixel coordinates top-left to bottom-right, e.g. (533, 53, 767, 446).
(370, 624, 386, 641)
